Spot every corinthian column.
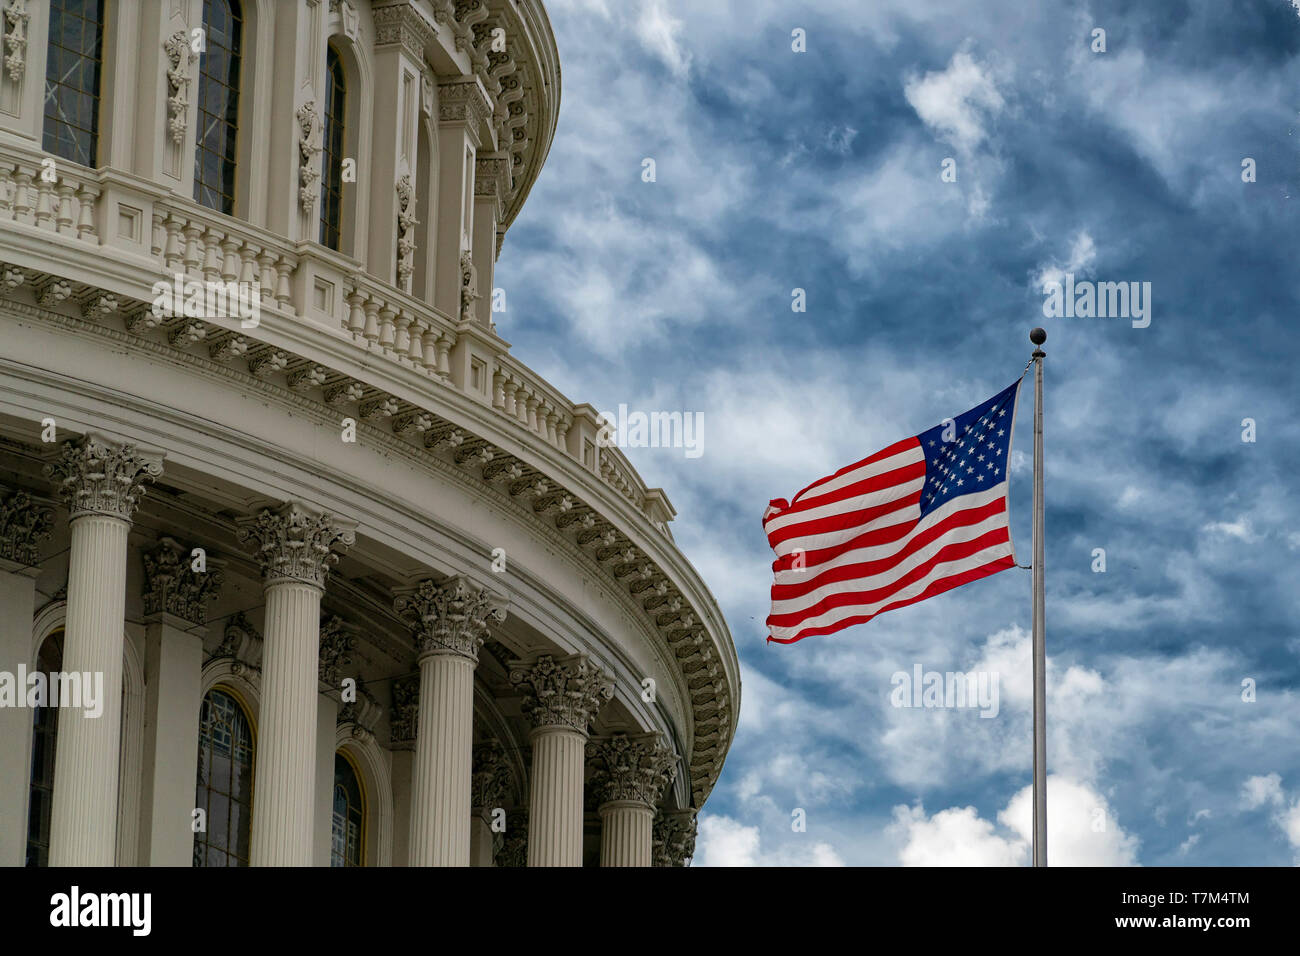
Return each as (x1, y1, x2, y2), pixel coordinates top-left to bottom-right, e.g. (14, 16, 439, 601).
(589, 733, 676, 867)
(509, 655, 613, 867)
(395, 576, 507, 867)
(237, 503, 354, 866)
(653, 809, 698, 868)
(44, 435, 163, 866)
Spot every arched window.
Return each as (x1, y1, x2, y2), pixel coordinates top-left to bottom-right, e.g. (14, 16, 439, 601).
(194, 0, 243, 214)
(319, 44, 347, 250)
(24, 631, 63, 867)
(43, 0, 106, 167)
(193, 688, 254, 867)
(331, 751, 364, 867)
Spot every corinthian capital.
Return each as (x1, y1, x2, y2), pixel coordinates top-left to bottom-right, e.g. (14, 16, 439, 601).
(508, 654, 613, 734)
(0, 487, 53, 567)
(652, 809, 697, 867)
(587, 732, 677, 808)
(235, 502, 356, 588)
(393, 575, 507, 662)
(142, 537, 224, 625)
(44, 434, 164, 521)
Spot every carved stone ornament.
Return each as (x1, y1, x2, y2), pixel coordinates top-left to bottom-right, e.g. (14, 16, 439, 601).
(497, 821, 527, 868)
(210, 611, 263, 675)
(142, 537, 224, 625)
(508, 654, 613, 733)
(389, 674, 419, 746)
(395, 173, 418, 290)
(0, 486, 52, 566)
(337, 680, 381, 739)
(43, 435, 164, 522)
(296, 99, 323, 212)
(3, 0, 30, 84)
(587, 732, 676, 808)
(652, 810, 697, 867)
(372, 1, 434, 60)
(459, 250, 479, 324)
(163, 31, 195, 145)
(437, 77, 491, 127)
(235, 502, 355, 589)
(471, 740, 511, 810)
(393, 575, 506, 662)
(318, 613, 357, 685)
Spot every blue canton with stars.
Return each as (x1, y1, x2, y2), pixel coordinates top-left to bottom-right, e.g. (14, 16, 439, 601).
(915, 380, 1022, 519)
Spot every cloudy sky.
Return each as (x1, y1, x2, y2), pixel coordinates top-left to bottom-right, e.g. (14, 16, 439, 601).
(497, 0, 1300, 865)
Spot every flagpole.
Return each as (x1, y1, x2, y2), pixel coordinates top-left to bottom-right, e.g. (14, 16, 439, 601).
(1029, 327, 1048, 867)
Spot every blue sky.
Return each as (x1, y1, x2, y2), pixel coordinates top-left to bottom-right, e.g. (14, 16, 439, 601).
(496, 0, 1300, 865)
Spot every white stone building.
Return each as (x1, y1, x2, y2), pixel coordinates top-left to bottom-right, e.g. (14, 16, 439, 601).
(0, 0, 738, 867)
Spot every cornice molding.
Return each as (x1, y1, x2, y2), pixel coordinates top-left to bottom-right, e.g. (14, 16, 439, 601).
(0, 292, 737, 806)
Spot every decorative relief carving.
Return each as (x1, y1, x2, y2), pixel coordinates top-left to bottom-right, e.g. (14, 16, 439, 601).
(393, 575, 506, 662)
(235, 502, 355, 588)
(471, 740, 511, 810)
(373, 1, 434, 59)
(337, 680, 381, 740)
(508, 654, 613, 733)
(296, 100, 322, 212)
(318, 613, 357, 686)
(459, 250, 479, 324)
(587, 732, 676, 808)
(210, 611, 263, 676)
(497, 820, 527, 867)
(652, 810, 697, 867)
(4, 0, 30, 84)
(0, 486, 52, 566)
(163, 31, 195, 145)
(389, 674, 419, 746)
(395, 173, 417, 291)
(44, 435, 163, 522)
(142, 536, 223, 624)
(437, 78, 491, 128)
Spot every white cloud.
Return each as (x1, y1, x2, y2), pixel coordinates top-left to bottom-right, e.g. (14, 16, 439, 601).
(891, 776, 1139, 866)
(1240, 773, 1284, 810)
(634, 0, 691, 77)
(694, 814, 845, 866)
(904, 50, 1006, 154)
(891, 804, 1026, 866)
(1201, 517, 1256, 542)
(1033, 229, 1097, 291)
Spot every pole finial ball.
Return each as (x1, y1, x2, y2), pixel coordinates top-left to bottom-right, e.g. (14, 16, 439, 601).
(1029, 327, 1047, 346)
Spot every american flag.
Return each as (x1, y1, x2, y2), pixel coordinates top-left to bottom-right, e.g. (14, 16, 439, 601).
(764, 380, 1024, 644)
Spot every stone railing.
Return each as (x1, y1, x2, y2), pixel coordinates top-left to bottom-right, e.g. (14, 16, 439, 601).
(0, 140, 669, 536)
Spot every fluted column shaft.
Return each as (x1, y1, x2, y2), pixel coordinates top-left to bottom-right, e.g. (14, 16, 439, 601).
(394, 576, 507, 868)
(250, 580, 321, 866)
(409, 650, 475, 865)
(599, 800, 654, 866)
(48, 514, 130, 866)
(44, 436, 162, 867)
(527, 725, 587, 867)
(237, 502, 355, 867)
